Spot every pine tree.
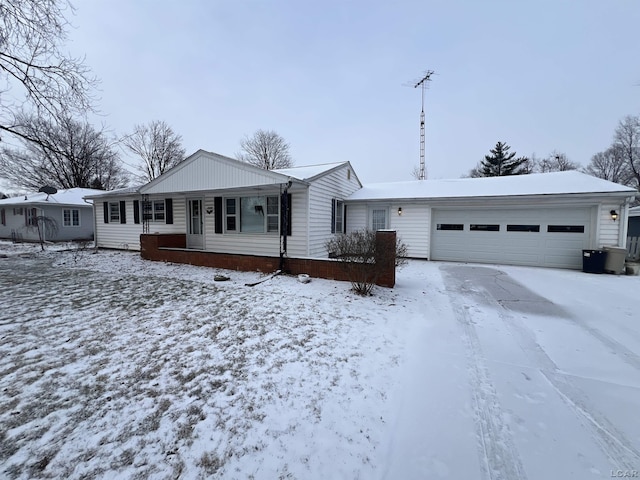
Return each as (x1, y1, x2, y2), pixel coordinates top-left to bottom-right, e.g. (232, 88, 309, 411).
(481, 141, 528, 176)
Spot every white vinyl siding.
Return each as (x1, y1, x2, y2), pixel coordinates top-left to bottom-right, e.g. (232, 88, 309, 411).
(308, 165, 361, 257)
(94, 196, 184, 250)
(598, 203, 624, 247)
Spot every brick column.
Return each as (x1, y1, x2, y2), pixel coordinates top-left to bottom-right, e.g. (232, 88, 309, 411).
(375, 230, 396, 287)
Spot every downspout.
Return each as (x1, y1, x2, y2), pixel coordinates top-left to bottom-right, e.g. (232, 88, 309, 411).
(279, 178, 292, 271)
(84, 197, 97, 249)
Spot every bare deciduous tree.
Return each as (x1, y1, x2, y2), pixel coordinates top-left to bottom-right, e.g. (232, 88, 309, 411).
(0, 0, 96, 146)
(584, 146, 632, 185)
(238, 129, 293, 170)
(0, 113, 128, 190)
(613, 115, 640, 191)
(123, 120, 186, 182)
(537, 151, 580, 172)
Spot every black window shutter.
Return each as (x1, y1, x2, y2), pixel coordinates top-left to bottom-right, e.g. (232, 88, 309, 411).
(343, 204, 347, 233)
(119, 201, 126, 224)
(133, 200, 140, 224)
(331, 199, 336, 234)
(280, 193, 292, 236)
(165, 198, 173, 224)
(214, 197, 222, 233)
(103, 202, 109, 224)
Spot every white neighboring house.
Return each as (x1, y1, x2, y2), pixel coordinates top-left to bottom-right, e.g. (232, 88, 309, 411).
(0, 188, 103, 242)
(84, 150, 362, 255)
(345, 171, 637, 269)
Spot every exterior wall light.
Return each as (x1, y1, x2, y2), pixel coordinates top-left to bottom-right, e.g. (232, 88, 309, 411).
(610, 209, 619, 222)
(398, 207, 403, 216)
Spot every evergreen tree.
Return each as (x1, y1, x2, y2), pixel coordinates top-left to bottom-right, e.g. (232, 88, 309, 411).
(480, 141, 528, 176)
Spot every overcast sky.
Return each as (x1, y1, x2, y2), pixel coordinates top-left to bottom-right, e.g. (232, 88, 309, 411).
(61, 0, 640, 184)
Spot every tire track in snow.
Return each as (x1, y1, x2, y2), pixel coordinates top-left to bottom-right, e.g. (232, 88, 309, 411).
(445, 294, 528, 480)
(461, 268, 640, 472)
(490, 305, 640, 471)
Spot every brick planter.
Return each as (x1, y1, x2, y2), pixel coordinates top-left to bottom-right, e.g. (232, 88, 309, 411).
(140, 232, 396, 287)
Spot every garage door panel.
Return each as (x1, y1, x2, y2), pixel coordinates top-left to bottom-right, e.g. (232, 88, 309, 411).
(432, 207, 591, 269)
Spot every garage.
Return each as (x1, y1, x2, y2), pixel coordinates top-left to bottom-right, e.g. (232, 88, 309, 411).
(431, 207, 593, 269)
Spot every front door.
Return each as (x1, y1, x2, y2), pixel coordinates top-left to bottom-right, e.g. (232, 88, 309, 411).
(187, 199, 204, 249)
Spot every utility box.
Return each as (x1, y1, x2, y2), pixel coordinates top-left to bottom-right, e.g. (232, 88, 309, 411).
(603, 246, 627, 275)
(582, 249, 607, 274)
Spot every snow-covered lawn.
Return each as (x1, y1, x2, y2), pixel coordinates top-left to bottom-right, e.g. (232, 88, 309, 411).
(1, 240, 639, 479)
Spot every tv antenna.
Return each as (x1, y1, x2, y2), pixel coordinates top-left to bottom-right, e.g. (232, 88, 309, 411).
(408, 70, 434, 180)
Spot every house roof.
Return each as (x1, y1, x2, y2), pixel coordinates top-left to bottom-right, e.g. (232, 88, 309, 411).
(347, 171, 637, 201)
(629, 206, 640, 217)
(0, 188, 104, 207)
(84, 185, 143, 199)
(274, 162, 351, 182)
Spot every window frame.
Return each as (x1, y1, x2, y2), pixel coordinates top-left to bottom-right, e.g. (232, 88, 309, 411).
(63, 208, 81, 227)
(470, 224, 500, 232)
(224, 195, 280, 234)
(109, 202, 120, 223)
(370, 207, 389, 231)
(152, 200, 165, 222)
(547, 225, 585, 233)
(437, 223, 464, 231)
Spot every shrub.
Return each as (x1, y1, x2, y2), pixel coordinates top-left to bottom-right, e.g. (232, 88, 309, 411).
(325, 229, 407, 295)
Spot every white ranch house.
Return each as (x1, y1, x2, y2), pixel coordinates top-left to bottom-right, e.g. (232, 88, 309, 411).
(86, 150, 637, 271)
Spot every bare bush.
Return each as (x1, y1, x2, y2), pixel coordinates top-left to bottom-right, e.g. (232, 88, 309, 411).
(325, 229, 407, 295)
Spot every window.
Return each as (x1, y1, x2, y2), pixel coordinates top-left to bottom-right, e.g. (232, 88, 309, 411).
(470, 224, 500, 231)
(13, 207, 23, 216)
(153, 200, 165, 221)
(63, 208, 80, 227)
(371, 208, 387, 231)
(226, 198, 237, 231)
(437, 223, 464, 231)
(266, 196, 279, 232)
(26, 208, 37, 226)
(547, 225, 584, 233)
(507, 224, 540, 232)
(1, 208, 5, 226)
(109, 202, 120, 223)
(225, 195, 279, 233)
(332, 199, 344, 233)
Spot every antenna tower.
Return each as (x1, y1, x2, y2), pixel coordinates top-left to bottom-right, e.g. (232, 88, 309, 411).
(413, 70, 434, 180)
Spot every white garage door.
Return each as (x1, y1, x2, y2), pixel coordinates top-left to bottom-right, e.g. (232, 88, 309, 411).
(431, 207, 593, 269)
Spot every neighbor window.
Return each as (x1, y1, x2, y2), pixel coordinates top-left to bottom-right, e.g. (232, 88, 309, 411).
(371, 208, 387, 231)
(470, 224, 500, 231)
(63, 208, 80, 227)
(26, 208, 37, 226)
(437, 223, 464, 231)
(109, 202, 120, 223)
(547, 225, 584, 233)
(507, 224, 540, 232)
(225, 195, 279, 233)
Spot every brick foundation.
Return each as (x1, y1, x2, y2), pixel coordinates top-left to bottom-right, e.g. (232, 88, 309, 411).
(140, 232, 396, 288)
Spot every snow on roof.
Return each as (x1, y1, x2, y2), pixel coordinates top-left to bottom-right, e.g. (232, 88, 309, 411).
(347, 171, 637, 201)
(0, 188, 105, 207)
(83, 185, 142, 198)
(274, 162, 347, 182)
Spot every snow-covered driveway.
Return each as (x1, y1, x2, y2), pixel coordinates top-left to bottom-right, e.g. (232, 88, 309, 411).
(1, 242, 639, 479)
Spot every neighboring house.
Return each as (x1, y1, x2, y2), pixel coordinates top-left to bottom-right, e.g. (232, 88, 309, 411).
(0, 188, 103, 242)
(86, 151, 637, 272)
(84, 150, 362, 256)
(345, 171, 636, 269)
